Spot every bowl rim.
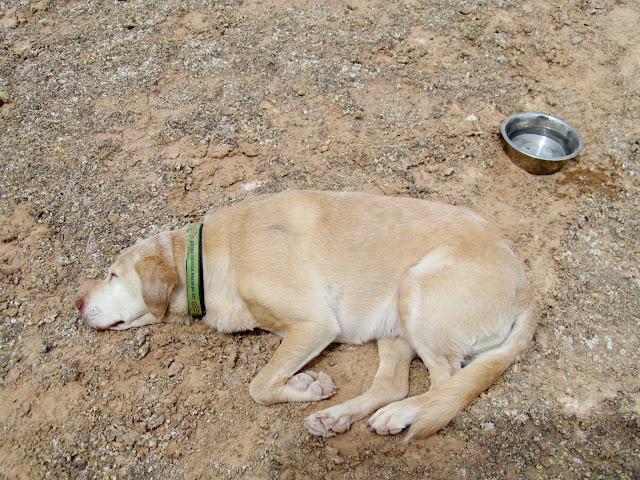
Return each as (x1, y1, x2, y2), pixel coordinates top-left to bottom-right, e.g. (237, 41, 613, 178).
(501, 112, 584, 162)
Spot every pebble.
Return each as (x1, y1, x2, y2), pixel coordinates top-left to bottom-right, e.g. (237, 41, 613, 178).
(167, 361, 184, 377)
(135, 327, 151, 346)
(292, 84, 307, 96)
(146, 414, 165, 431)
(577, 215, 588, 228)
(208, 144, 232, 158)
(325, 446, 345, 465)
(131, 343, 150, 361)
(19, 402, 31, 417)
(2, 233, 17, 243)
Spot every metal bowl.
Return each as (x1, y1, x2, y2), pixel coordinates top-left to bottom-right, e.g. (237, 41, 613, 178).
(501, 112, 584, 174)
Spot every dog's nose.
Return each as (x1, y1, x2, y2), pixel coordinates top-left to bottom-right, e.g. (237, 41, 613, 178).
(75, 298, 85, 312)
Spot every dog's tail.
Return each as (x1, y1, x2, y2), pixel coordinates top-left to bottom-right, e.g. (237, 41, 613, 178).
(405, 304, 536, 442)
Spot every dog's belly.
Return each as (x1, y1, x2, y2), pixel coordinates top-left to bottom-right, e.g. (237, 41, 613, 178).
(333, 295, 402, 344)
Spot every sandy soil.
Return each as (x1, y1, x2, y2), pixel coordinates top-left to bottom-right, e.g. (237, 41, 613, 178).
(1, 0, 639, 478)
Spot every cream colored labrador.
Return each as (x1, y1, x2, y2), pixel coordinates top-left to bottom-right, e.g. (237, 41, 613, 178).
(76, 190, 534, 440)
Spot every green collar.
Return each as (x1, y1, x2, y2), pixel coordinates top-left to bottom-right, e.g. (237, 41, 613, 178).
(186, 223, 206, 317)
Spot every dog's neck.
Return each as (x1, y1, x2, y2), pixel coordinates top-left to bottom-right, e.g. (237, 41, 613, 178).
(185, 223, 206, 318)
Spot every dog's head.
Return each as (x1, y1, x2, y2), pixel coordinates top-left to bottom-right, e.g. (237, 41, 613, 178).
(76, 232, 182, 330)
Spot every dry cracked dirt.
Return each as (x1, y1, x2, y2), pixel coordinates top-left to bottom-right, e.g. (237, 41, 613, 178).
(0, 0, 639, 479)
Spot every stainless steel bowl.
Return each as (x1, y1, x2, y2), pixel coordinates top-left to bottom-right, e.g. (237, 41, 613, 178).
(501, 112, 584, 174)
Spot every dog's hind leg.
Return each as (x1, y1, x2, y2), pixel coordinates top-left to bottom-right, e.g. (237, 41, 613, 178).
(248, 320, 340, 405)
(368, 249, 534, 440)
(304, 337, 415, 437)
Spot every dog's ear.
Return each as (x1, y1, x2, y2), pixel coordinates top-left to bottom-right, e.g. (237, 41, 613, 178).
(135, 256, 178, 320)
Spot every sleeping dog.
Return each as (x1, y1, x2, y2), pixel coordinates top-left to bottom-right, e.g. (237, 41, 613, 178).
(76, 190, 534, 440)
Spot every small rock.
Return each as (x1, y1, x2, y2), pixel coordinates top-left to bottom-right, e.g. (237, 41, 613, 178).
(85, 233, 98, 254)
(167, 361, 184, 377)
(107, 212, 120, 223)
(61, 364, 81, 383)
(131, 342, 150, 361)
(161, 357, 174, 368)
(208, 144, 232, 158)
(240, 143, 258, 157)
(122, 18, 137, 29)
(30, 0, 48, 14)
(166, 440, 180, 455)
(19, 402, 31, 417)
(146, 414, 165, 431)
(325, 446, 339, 455)
(0, 91, 12, 104)
(292, 84, 307, 96)
(153, 349, 167, 360)
(432, 106, 445, 118)
(121, 431, 138, 447)
(325, 446, 344, 465)
(535, 331, 549, 349)
(104, 427, 117, 442)
(577, 215, 587, 228)
(0, 11, 19, 29)
(226, 350, 237, 367)
(135, 327, 151, 346)
(0, 354, 10, 369)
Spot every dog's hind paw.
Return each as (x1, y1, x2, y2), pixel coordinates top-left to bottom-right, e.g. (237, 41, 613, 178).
(368, 401, 419, 436)
(304, 409, 351, 437)
(287, 371, 336, 401)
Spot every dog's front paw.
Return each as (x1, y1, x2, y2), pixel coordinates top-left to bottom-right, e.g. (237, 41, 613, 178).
(287, 371, 336, 401)
(368, 402, 419, 436)
(304, 409, 351, 437)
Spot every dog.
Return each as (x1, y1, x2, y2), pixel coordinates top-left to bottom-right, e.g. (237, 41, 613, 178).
(76, 190, 534, 440)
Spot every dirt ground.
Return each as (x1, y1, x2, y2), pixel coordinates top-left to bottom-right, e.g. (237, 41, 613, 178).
(1, 0, 639, 478)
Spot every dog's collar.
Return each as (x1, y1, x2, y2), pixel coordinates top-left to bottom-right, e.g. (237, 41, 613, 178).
(186, 223, 206, 317)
